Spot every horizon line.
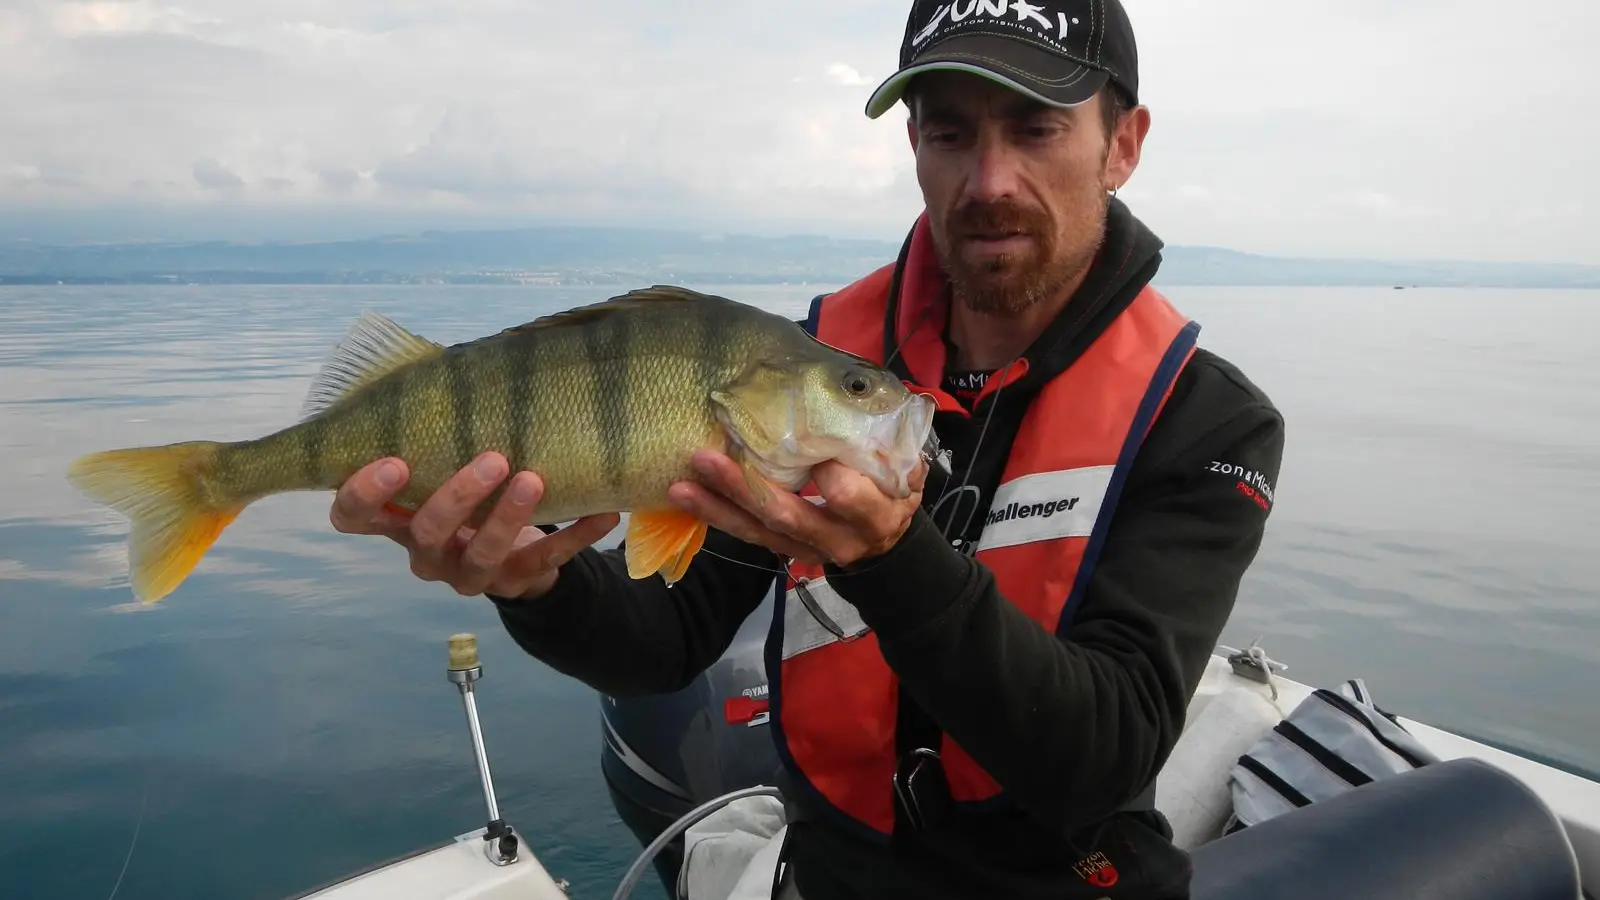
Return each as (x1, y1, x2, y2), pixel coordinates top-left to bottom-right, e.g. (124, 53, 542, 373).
(2, 221, 1598, 272)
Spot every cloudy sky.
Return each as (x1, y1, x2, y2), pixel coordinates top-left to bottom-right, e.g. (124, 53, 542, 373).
(1, 0, 1594, 262)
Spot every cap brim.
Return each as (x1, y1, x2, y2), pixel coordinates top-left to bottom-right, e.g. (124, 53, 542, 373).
(864, 34, 1109, 119)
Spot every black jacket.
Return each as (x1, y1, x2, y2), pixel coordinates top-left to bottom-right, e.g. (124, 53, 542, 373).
(491, 199, 1286, 899)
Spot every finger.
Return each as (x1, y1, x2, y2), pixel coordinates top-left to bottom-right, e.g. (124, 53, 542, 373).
(668, 481, 825, 565)
(408, 452, 509, 568)
(908, 458, 929, 494)
(499, 512, 622, 592)
(330, 458, 413, 535)
(688, 450, 774, 516)
(688, 450, 840, 535)
(452, 471, 545, 595)
(810, 462, 886, 528)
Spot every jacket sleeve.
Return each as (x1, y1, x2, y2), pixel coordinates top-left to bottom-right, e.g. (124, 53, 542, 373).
(488, 527, 780, 699)
(823, 383, 1285, 834)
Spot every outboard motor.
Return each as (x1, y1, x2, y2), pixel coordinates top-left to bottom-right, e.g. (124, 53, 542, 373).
(599, 590, 783, 889)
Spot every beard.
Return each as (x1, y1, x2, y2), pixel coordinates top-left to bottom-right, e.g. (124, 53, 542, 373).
(930, 191, 1108, 317)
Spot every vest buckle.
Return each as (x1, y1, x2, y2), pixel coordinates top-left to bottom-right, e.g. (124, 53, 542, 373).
(794, 578, 862, 643)
(892, 747, 951, 832)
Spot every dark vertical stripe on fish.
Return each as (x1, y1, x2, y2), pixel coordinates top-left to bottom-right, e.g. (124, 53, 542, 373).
(585, 312, 629, 490)
(380, 373, 403, 459)
(693, 304, 723, 421)
(301, 414, 326, 484)
(447, 349, 475, 470)
(508, 337, 533, 472)
(473, 339, 504, 463)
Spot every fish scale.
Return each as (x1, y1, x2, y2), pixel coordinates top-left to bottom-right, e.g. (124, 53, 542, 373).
(65, 285, 938, 603)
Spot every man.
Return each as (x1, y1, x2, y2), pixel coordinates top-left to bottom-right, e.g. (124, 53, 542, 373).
(330, 0, 1285, 897)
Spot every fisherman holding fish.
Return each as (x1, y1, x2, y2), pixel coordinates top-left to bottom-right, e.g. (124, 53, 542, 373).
(71, 0, 1283, 897)
(340, 1, 1284, 898)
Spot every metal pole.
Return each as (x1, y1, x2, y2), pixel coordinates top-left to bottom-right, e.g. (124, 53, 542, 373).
(458, 679, 500, 823)
(446, 633, 519, 866)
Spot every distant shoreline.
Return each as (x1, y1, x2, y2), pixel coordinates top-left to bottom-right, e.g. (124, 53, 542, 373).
(3, 225, 1596, 289)
(4, 274, 1598, 289)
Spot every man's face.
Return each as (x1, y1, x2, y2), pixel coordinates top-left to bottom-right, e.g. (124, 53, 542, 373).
(907, 71, 1148, 316)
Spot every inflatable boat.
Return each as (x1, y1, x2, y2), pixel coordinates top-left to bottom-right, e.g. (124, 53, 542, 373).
(288, 594, 1600, 900)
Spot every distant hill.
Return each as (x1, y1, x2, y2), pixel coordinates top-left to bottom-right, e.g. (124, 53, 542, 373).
(1158, 245, 1600, 289)
(1, 226, 1596, 288)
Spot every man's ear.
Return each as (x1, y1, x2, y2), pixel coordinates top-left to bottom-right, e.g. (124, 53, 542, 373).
(1105, 104, 1151, 192)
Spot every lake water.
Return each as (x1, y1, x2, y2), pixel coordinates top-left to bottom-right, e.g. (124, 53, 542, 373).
(2, 283, 1597, 900)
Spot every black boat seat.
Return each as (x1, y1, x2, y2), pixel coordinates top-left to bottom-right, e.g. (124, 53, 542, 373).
(1190, 756, 1581, 900)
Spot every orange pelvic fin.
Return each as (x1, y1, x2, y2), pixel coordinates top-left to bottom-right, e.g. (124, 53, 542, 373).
(624, 508, 710, 584)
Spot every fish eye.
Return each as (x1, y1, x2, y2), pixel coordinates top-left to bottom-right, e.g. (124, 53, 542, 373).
(841, 369, 873, 396)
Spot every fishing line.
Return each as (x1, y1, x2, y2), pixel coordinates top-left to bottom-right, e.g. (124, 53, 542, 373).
(927, 358, 1013, 552)
(692, 546, 788, 577)
(104, 761, 154, 900)
(687, 523, 933, 581)
(879, 279, 1016, 550)
(883, 299, 935, 374)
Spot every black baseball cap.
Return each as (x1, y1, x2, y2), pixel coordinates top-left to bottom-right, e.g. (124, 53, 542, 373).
(864, 0, 1139, 119)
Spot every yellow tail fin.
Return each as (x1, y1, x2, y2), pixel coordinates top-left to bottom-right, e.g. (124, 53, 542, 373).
(624, 508, 709, 585)
(66, 441, 244, 603)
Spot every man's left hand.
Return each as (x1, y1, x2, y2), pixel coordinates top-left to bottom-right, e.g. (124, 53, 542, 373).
(667, 450, 927, 568)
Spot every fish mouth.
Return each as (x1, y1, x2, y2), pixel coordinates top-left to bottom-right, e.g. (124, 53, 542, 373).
(859, 391, 937, 497)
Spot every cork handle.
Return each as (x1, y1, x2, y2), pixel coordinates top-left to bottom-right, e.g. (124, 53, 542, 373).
(448, 633, 479, 670)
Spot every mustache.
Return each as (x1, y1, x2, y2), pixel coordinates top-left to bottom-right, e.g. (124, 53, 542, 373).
(951, 199, 1051, 236)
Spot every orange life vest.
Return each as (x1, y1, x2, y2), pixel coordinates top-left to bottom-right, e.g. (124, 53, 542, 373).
(765, 213, 1200, 839)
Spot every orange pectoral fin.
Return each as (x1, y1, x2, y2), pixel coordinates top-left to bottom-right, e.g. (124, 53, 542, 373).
(382, 502, 415, 519)
(624, 508, 710, 584)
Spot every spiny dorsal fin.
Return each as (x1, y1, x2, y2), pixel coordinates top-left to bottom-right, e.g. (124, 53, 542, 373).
(301, 310, 444, 419)
(496, 285, 724, 338)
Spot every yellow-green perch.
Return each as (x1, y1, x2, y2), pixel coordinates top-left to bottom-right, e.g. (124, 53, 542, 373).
(67, 285, 937, 603)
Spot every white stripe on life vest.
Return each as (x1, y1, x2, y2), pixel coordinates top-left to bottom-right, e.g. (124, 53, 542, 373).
(781, 576, 869, 661)
(974, 465, 1114, 552)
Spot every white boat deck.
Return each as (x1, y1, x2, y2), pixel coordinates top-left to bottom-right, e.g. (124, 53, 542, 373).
(1187, 650, 1600, 882)
(292, 646, 1600, 900)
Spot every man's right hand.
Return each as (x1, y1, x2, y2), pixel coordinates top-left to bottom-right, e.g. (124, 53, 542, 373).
(328, 451, 621, 600)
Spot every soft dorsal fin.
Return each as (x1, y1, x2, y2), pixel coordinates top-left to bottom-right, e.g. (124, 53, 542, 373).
(495, 285, 720, 338)
(301, 310, 445, 419)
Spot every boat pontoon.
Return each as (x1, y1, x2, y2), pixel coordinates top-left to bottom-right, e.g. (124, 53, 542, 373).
(288, 596, 1599, 900)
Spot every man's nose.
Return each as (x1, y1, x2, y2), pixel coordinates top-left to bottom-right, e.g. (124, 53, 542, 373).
(962, 134, 1023, 203)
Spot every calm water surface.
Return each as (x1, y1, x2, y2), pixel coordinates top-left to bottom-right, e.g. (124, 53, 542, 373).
(1, 283, 1597, 900)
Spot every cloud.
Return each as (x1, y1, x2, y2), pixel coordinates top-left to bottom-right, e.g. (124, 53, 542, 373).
(0, 0, 1594, 262)
(827, 63, 872, 88)
(192, 157, 245, 190)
